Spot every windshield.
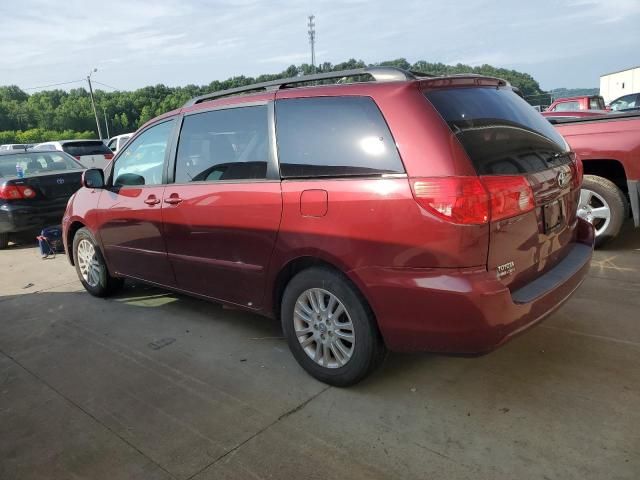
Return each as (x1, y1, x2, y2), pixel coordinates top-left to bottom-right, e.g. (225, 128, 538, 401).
(425, 87, 571, 175)
(0, 152, 83, 177)
(62, 141, 111, 156)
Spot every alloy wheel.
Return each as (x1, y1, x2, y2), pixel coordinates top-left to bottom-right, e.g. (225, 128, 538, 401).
(77, 239, 102, 288)
(293, 288, 355, 368)
(577, 188, 611, 237)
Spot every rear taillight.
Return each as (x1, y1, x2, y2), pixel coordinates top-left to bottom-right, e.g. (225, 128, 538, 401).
(0, 184, 37, 200)
(74, 155, 81, 160)
(410, 175, 535, 225)
(571, 154, 583, 190)
(104, 153, 114, 160)
(481, 176, 535, 222)
(410, 177, 489, 224)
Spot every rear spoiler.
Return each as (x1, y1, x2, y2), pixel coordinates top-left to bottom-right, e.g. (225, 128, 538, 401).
(418, 75, 510, 90)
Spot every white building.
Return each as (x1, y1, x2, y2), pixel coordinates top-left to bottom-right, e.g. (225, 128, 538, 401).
(599, 66, 640, 104)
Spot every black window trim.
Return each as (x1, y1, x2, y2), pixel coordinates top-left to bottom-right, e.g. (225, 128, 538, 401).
(273, 94, 406, 181)
(108, 116, 179, 188)
(167, 100, 280, 185)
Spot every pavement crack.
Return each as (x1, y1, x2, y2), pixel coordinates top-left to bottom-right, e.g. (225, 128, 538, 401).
(184, 385, 331, 480)
(0, 347, 177, 480)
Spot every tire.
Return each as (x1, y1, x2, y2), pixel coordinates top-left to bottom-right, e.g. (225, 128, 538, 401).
(0, 233, 8, 249)
(281, 267, 386, 387)
(72, 227, 123, 297)
(579, 175, 628, 248)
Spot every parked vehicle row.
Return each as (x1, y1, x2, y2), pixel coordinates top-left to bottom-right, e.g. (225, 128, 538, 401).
(62, 67, 594, 386)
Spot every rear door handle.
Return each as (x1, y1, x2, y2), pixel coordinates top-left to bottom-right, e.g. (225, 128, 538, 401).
(164, 195, 183, 205)
(144, 196, 161, 205)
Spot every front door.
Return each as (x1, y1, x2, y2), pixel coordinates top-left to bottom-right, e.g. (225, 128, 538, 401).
(97, 119, 177, 286)
(162, 104, 282, 308)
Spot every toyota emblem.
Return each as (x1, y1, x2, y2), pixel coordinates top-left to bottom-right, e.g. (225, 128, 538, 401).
(56, 178, 65, 185)
(557, 171, 569, 188)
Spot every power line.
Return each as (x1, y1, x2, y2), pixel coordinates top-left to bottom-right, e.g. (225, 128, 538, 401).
(92, 80, 121, 91)
(22, 79, 84, 91)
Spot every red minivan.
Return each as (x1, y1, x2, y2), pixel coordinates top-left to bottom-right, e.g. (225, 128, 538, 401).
(63, 67, 594, 386)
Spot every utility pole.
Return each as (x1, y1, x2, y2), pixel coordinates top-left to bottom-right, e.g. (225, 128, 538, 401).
(86, 68, 103, 140)
(308, 15, 316, 73)
(103, 107, 110, 139)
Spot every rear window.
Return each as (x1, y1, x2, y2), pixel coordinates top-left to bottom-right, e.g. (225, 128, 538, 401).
(425, 87, 571, 175)
(62, 141, 111, 157)
(276, 96, 405, 178)
(0, 152, 82, 177)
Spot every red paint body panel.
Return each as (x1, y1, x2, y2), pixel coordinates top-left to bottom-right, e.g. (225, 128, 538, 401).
(555, 116, 640, 181)
(161, 181, 282, 308)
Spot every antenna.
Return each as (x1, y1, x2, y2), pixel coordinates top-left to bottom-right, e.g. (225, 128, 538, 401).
(308, 15, 316, 73)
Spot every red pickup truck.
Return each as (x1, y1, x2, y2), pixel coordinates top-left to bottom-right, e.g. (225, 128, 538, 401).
(554, 112, 640, 246)
(546, 95, 607, 112)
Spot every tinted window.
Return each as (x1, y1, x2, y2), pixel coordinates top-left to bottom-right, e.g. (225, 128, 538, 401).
(62, 141, 111, 156)
(589, 97, 605, 109)
(113, 120, 174, 186)
(610, 94, 638, 111)
(276, 97, 404, 178)
(554, 101, 580, 111)
(425, 87, 570, 175)
(175, 106, 269, 183)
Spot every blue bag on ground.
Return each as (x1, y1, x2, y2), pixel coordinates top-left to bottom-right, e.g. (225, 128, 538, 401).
(37, 225, 64, 257)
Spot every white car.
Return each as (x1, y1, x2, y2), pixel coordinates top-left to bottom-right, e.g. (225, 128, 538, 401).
(33, 140, 113, 169)
(106, 133, 133, 154)
(0, 144, 28, 151)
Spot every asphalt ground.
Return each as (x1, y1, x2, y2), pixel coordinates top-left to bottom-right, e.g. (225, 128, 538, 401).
(1, 223, 639, 479)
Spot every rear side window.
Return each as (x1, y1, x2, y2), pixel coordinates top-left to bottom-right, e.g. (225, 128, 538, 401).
(425, 87, 571, 175)
(62, 141, 111, 156)
(175, 105, 269, 183)
(275, 96, 404, 178)
(589, 97, 605, 110)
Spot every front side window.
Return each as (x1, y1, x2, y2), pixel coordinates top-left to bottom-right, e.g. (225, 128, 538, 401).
(275, 96, 405, 178)
(112, 120, 175, 186)
(175, 105, 269, 183)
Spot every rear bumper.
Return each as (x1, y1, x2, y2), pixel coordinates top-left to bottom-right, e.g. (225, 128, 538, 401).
(353, 218, 595, 354)
(0, 202, 66, 234)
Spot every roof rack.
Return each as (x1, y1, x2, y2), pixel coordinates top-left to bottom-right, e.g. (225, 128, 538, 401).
(183, 66, 422, 107)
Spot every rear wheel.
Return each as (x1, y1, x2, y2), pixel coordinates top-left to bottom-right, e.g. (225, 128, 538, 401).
(0, 233, 8, 249)
(578, 175, 628, 248)
(281, 267, 386, 386)
(72, 227, 123, 297)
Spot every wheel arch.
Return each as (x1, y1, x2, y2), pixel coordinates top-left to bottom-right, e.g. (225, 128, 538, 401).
(581, 158, 628, 194)
(271, 256, 377, 326)
(66, 221, 86, 265)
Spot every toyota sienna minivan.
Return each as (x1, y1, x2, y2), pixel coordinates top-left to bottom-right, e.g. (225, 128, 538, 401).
(63, 67, 594, 386)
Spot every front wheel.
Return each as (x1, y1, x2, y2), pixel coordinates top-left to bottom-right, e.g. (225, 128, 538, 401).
(281, 267, 386, 387)
(72, 227, 123, 297)
(578, 175, 628, 248)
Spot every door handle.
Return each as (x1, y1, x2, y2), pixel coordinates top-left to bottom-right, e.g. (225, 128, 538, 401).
(164, 195, 183, 205)
(144, 196, 160, 205)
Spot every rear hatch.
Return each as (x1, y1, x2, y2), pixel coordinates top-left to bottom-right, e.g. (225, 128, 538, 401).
(61, 141, 113, 169)
(424, 84, 581, 291)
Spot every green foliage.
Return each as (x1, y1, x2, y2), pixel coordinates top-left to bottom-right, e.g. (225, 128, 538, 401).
(550, 87, 599, 100)
(0, 58, 550, 143)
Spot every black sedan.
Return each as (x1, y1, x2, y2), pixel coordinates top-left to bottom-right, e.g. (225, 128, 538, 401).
(0, 150, 84, 249)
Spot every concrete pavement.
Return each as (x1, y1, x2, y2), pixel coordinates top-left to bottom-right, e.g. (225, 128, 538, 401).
(1, 224, 639, 479)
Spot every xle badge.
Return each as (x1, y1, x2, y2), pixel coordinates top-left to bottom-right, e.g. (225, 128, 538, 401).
(496, 261, 516, 279)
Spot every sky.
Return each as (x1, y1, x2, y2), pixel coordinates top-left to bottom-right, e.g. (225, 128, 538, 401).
(1, 0, 639, 93)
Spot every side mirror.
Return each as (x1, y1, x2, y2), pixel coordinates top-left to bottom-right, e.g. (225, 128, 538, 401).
(114, 173, 145, 186)
(82, 169, 105, 189)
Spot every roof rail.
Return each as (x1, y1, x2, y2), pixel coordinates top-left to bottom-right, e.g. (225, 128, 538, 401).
(183, 66, 418, 107)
